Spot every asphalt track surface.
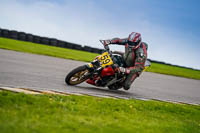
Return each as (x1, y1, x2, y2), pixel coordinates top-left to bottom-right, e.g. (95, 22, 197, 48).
(0, 49, 200, 105)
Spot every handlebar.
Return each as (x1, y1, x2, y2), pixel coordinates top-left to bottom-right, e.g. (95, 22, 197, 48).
(99, 40, 110, 51)
(99, 40, 104, 44)
(99, 40, 112, 57)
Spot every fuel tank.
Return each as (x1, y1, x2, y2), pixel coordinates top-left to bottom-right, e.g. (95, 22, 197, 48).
(101, 66, 115, 77)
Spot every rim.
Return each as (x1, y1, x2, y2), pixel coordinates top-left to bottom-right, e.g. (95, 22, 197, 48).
(69, 69, 89, 85)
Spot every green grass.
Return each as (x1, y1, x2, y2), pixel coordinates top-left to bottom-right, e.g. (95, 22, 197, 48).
(0, 37, 98, 62)
(0, 91, 200, 133)
(0, 37, 200, 80)
(146, 62, 200, 79)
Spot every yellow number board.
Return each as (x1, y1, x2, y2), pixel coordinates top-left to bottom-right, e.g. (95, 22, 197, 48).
(98, 52, 113, 68)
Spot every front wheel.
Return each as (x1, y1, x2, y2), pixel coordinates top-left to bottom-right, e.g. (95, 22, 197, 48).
(65, 65, 90, 85)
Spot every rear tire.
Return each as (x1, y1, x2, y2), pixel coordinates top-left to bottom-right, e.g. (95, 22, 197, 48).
(65, 65, 89, 85)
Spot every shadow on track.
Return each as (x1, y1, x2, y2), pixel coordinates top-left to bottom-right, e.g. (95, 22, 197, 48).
(68, 84, 142, 98)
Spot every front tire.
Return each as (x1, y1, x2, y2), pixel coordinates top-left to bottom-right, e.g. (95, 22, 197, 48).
(65, 65, 90, 85)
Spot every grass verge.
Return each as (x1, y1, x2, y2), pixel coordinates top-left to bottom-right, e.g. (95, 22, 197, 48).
(146, 62, 200, 79)
(0, 37, 200, 80)
(0, 91, 200, 133)
(0, 37, 98, 62)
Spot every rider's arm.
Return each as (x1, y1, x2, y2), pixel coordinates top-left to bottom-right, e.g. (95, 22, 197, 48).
(110, 38, 128, 45)
(112, 51, 124, 56)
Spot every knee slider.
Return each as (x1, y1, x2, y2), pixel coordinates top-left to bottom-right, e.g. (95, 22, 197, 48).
(123, 84, 130, 90)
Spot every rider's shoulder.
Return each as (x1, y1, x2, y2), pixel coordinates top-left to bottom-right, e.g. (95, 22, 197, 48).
(141, 42, 148, 50)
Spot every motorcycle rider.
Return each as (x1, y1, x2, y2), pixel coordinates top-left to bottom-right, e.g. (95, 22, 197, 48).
(104, 32, 148, 90)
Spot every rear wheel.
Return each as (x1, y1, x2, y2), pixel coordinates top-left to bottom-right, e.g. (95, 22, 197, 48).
(65, 65, 90, 85)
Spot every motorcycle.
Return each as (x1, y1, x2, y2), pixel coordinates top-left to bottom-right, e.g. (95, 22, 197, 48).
(65, 40, 151, 90)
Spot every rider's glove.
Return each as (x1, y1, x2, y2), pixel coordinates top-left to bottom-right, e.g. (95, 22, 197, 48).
(104, 40, 111, 46)
(118, 67, 130, 74)
(119, 67, 126, 73)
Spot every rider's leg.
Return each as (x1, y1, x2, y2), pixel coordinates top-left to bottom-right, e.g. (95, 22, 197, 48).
(123, 72, 139, 90)
(123, 44, 147, 90)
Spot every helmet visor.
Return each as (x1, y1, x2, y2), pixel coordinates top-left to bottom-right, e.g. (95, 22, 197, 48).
(128, 41, 138, 47)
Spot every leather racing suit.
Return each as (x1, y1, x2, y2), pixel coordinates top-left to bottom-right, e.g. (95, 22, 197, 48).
(110, 38, 148, 90)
